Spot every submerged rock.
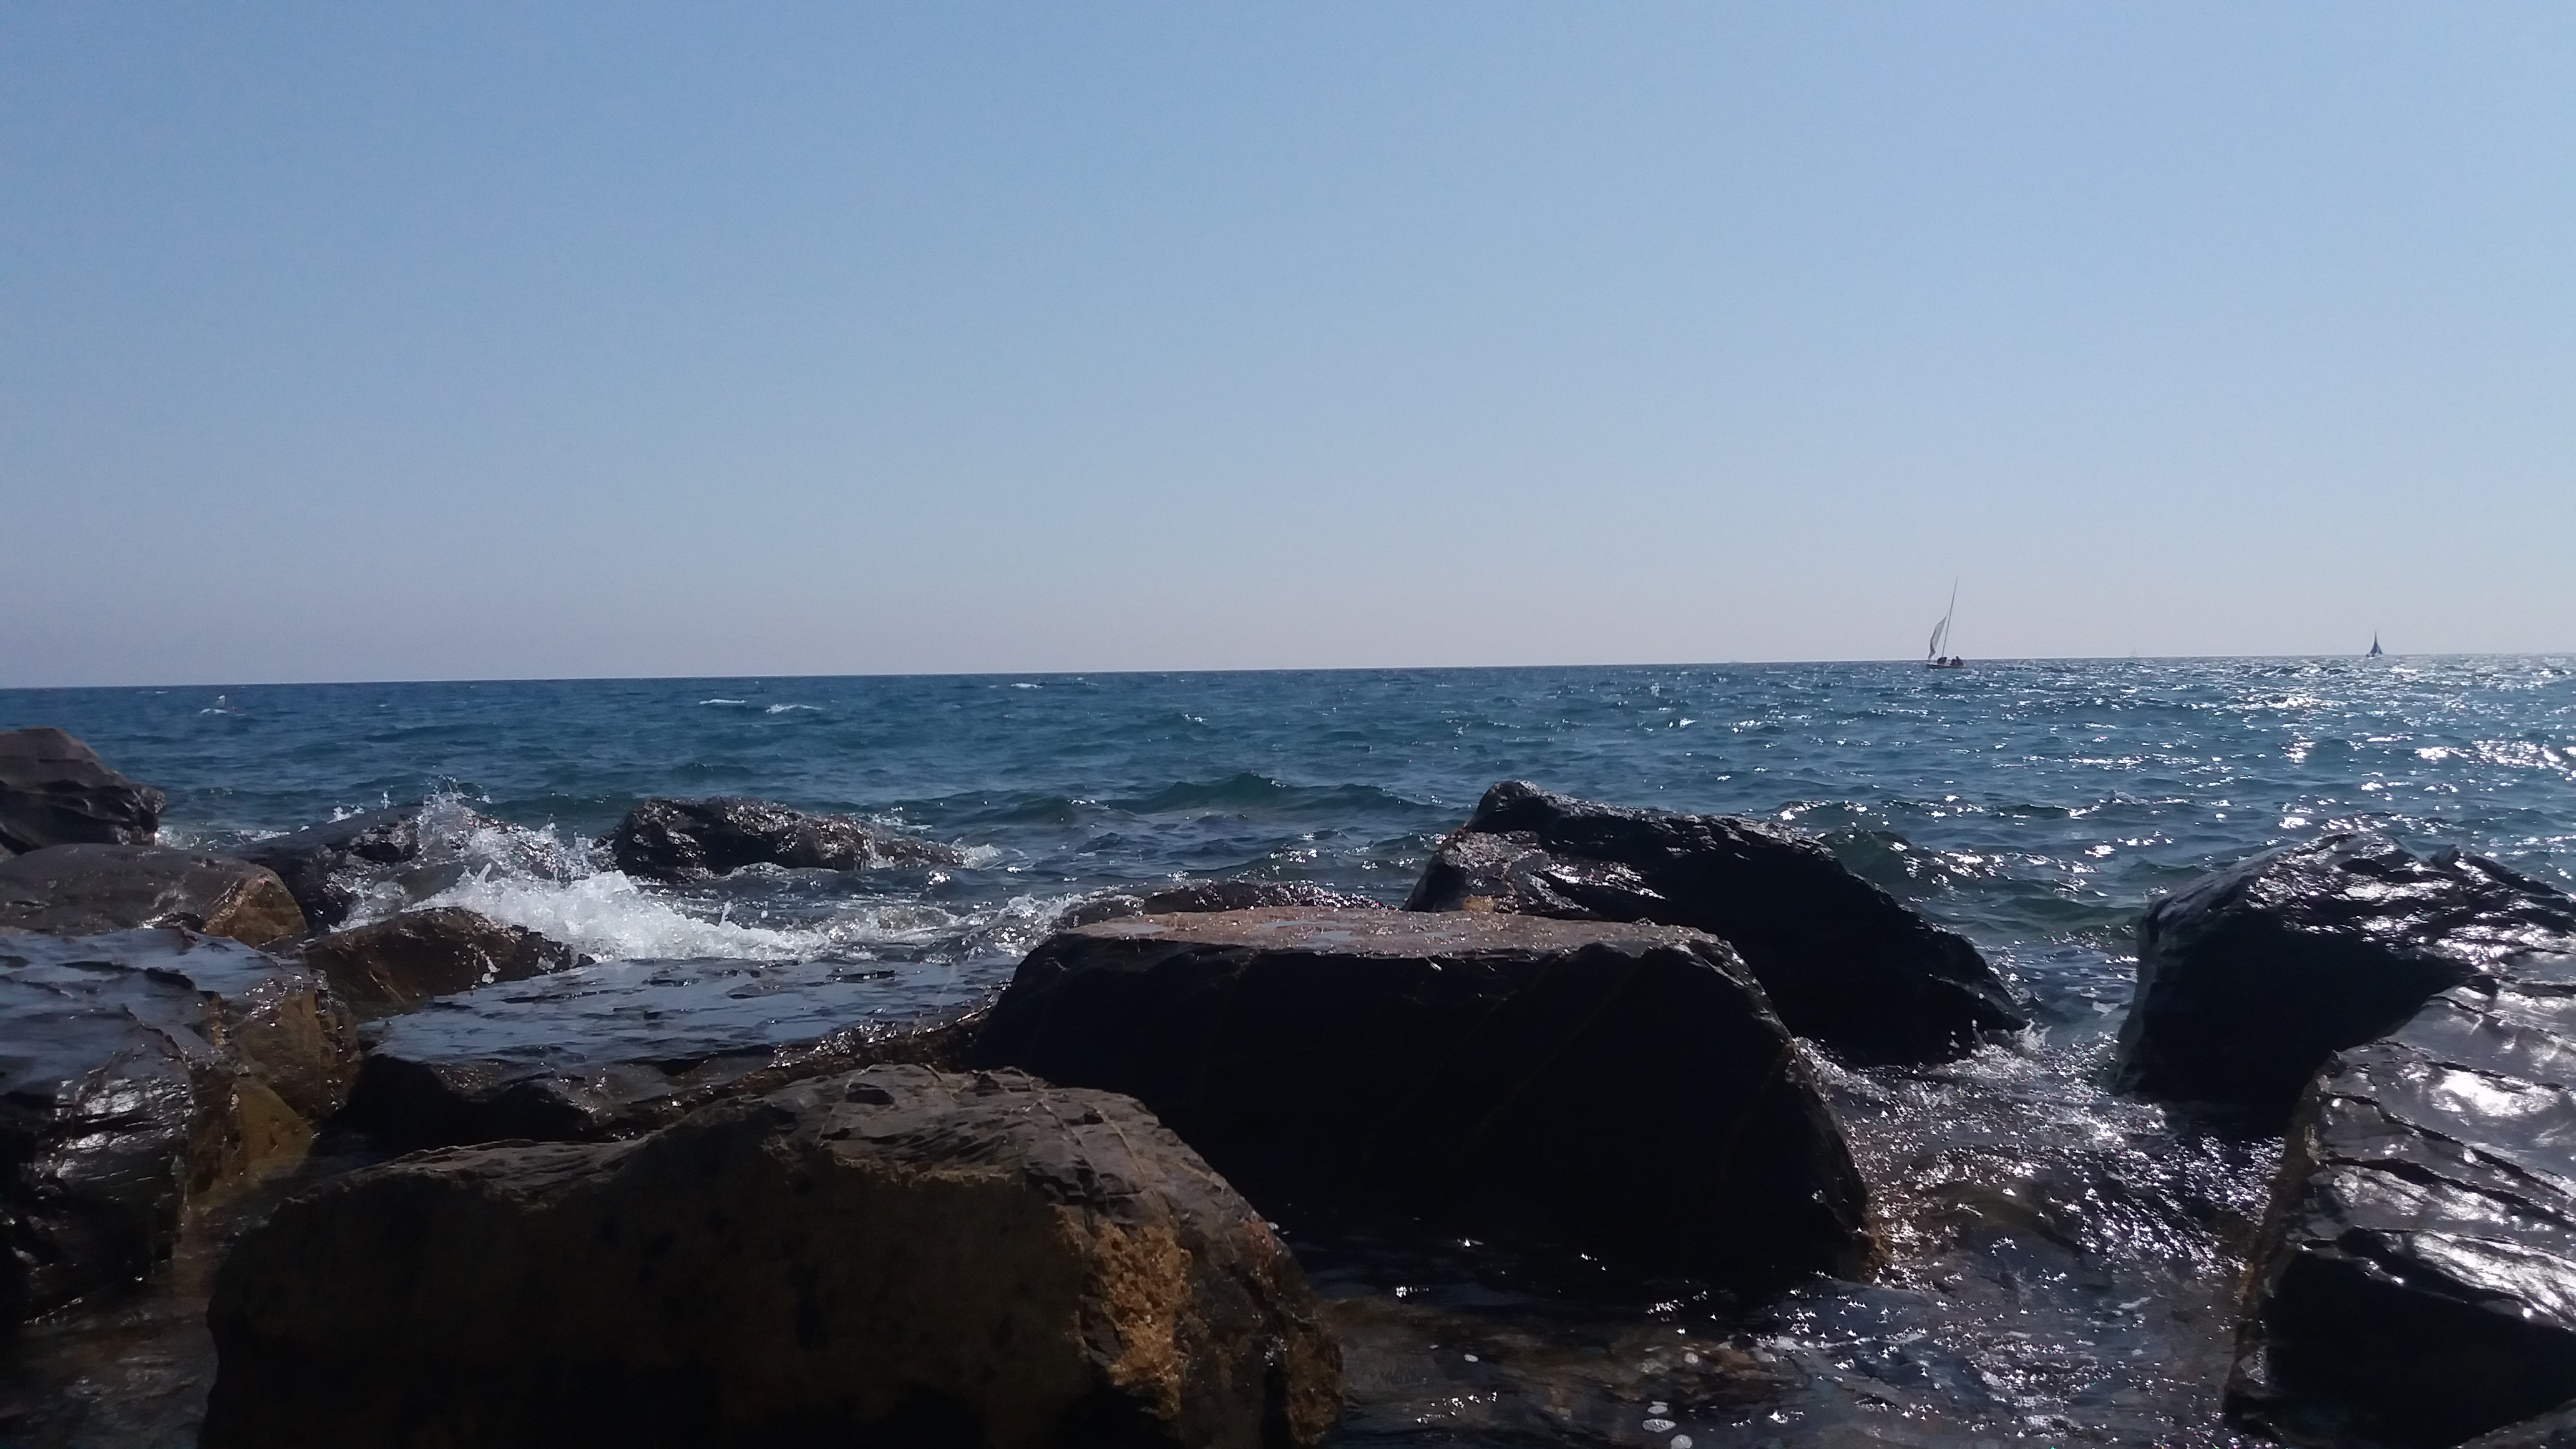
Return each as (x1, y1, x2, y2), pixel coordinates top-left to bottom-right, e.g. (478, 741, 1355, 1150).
(295, 907, 583, 1018)
(204, 1064, 1342, 1449)
(0, 930, 359, 1327)
(337, 955, 983, 1149)
(1405, 781, 2024, 1064)
(604, 795, 967, 882)
(0, 844, 305, 945)
(0, 728, 165, 856)
(1058, 879, 1386, 928)
(965, 907, 1871, 1286)
(2230, 959, 2576, 1447)
(2117, 831, 2576, 1119)
(228, 806, 426, 931)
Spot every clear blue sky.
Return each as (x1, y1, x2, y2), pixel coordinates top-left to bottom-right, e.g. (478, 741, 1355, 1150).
(4, 3, 2569, 686)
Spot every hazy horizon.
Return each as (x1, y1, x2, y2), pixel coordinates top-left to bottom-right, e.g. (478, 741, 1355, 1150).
(8, 650, 2567, 697)
(6, 4, 2570, 688)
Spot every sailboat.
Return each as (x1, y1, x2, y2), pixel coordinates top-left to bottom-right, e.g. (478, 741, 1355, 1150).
(1925, 582, 1966, 669)
(2367, 635, 2384, 658)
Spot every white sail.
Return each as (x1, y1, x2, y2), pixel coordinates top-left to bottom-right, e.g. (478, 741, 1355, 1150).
(1926, 580, 1959, 662)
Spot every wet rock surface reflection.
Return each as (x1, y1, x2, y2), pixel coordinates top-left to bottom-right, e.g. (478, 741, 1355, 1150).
(1304, 1004, 2281, 1448)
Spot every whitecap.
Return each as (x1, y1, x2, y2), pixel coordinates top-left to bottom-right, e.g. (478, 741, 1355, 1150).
(699, 698, 751, 707)
(424, 867, 825, 960)
(765, 703, 822, 714)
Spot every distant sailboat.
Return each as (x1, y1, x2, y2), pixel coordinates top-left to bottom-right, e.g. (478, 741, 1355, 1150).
(2367, 635, 2384, 658)
(1926, 582, 1966, 669)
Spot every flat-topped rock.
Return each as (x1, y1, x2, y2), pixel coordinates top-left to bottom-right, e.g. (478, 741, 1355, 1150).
(1405, 781, 2024, 1064)
(2230, 962, 2576, 1447)
(0, 929, 359, 1326)
(2118, 831, 2576, 1119)
(0, 844, 305, 945)
(0, 728, 165, 856)
(338, 954, 985, 1149)
(296, 906, 582, 1019)
(603, 796, 965, 882)
(965, 907, 1871, 1286)
(205, 1064, 1342, 1448)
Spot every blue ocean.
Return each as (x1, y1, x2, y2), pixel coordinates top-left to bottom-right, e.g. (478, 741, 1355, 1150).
(7, 656, 2575, 1446)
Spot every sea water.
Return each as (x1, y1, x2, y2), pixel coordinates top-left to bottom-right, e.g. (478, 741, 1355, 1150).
(5, 657, 2573, 1445)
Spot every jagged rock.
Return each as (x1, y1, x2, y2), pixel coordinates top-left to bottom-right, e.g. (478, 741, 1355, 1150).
(228, 806, 424, 931)
(603, 796, 966, 882)
(1060, 879, 1386, 929)
(296, 907, 582, 1019)
(0, 728, 165, 856)
(965, 907, 1871, 1286)
(203, 1065, 1342, 1449)
(2229, 958, 2576, 1446)
(0, 845, 304, 945)
(338, 955, 984, 1150)
(0, 929, 359, 1326)
(1404, 781, 2023, 1064)
(2117, 831, 2576, 1118)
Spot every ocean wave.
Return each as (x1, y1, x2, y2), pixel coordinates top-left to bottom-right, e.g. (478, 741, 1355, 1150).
(765, 703, 822, 715)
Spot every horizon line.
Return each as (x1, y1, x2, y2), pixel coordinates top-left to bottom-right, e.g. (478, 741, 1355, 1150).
(4, 650, 2568, 694)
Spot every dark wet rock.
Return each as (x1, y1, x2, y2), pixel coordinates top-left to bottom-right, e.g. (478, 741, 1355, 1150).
(0, 930, 360, 1327)
(228, 806, 424, 931)
(1059, 879, 1387, 929)
(0, 845, 305, 946)
(2117, 831, 2576, 1119)
(295, 907, 583, 1019)
(205, 1063, 1342, 1449)
(1404, 781, 2024, 1064)
(0, 729, 165, 856)
(2467, 1399, 2576, 1448)
(964, 907, 1872, 1286)
(2229, 962, 2576, 1447)
(604, 795, 965, 882)
(337, 955, 985, 1150)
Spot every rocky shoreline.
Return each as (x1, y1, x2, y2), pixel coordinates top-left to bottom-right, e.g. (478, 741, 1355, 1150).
(6, 723, 2576, 1445)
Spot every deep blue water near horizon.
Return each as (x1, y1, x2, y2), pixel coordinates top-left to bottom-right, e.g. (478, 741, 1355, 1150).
(6, 655, 2575, 1447)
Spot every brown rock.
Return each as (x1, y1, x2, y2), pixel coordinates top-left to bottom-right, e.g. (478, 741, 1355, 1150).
(203, 1065, 1340, 1448)
(296, 907, 581, 1018)
(0, 845, 304, 946)
(0, 929, 359, 1326)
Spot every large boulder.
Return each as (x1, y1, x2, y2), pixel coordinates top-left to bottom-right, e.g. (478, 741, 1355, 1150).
(296, 907, 582, 1019)
(0, 844, 305, 945)
(228, 806, 426, 930)
(964, 907, 1872, 1286)
(1404, 781, 2023, 1064)
(2228, 959, 2576, 1446)
(0, 929, 359, 1327)
(338, 954, 984, 1150)
(203, 1065, 1342, 1449)
(604, 796, 965, 882)
(1059, 879, 1385, 929)
(0, 728, 165, 856)
(2116, 832, 2576, 1119)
